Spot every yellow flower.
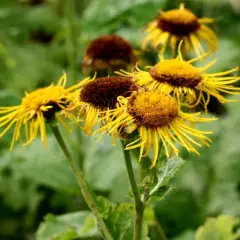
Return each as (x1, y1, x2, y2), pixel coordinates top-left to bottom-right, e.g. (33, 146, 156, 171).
(0, 73, 85, 149)
(118, 49, 240, 109)
(82, 35, 136, 76)
(97, 91, 216, 167)
(74, 76, 138, 135)
(142, 4, 218, 56)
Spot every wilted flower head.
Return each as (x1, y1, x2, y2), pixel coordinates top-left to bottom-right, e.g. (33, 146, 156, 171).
(97, 91, 216, 167)
(0, 74, 84, 149)
(82, 35, 136, 76)
(142, 4, 218, 56)
(75, 76, 138, 135)
(118, 47, 240, 109)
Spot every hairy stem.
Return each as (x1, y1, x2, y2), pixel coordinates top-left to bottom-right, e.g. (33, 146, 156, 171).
(50, 124, 113, 240)
(121, 140, 144, 240)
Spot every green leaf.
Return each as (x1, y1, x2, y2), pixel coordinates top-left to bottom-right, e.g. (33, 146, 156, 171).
(172, 230, 195, 240)
(196, 215, 240, 240)
(0, 89, 20, 106)
(2, 42, 63, 93)
(97, 196, 135, 240)
(1, 136, 80, 195)
(84, 137, 140, 202)
(179, 98, 240, 216)
(207, 182, 240, 215)
(194, 39, 240, 73)
(96, 196, 150, 240)
(148, 156, 185, 200)
(155, 189, 203, 237)
(80, 0, 165, 39)
(25, 5, 60, 33)
(36, 211, 98, 240)
(82, 0, 158, 26)
(84, 137, 125, 191)
(0, 174, 43, 211)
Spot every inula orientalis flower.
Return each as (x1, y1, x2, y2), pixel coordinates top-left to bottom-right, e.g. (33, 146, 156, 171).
(82, 35, 136, 75)
(0, 73, 85, 149)
(118, 47, 240, 109)
(142, 4, 218, 55)
(97, 91, 216, 167)
(74, 76, 138, 135)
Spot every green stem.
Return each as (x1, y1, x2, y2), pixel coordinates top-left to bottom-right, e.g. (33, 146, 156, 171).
(50, 124, 113, 240)
(65, 0, 77, 83)
(121, 140, 144, 240)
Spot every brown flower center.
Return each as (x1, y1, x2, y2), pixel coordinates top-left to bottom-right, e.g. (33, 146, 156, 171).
(85, 35, 134, 63)
(149, 59, 202, 88)
(127, 92, 178, 128)
(157, 9, 200, 36)
(80, 76, 138, 109)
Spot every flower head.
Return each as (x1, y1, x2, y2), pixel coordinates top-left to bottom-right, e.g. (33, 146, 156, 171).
(82, 35, 136, 75)
(0, 73, 84, 149)
(97, 91, 216, 167)
(76, 76, 138, 135)
(142, 4, 218, 55)
(118, 49, 240, 109)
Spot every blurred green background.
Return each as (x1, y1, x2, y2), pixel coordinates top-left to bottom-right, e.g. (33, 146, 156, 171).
(0, 0, 239, 239)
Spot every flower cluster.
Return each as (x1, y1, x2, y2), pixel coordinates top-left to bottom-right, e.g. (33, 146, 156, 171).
(0, 4, 239, 168)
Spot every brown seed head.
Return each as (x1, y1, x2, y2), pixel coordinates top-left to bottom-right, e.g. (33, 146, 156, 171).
(82, 35, 136, 73)
(80, 76, 138, 109)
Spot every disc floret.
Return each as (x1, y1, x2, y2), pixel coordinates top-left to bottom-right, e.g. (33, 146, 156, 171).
(149, 59, 202, 88)
(80, 76, 138, 110)
(127, 92, 178, 127)
(157, 8, 200, 36)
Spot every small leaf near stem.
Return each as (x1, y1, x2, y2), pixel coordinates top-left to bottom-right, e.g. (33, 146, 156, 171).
(139, 142, 163, 204)
(149, 156, 185, 199)
(121, 140, 144, 240)
(49, 124, 113, 240)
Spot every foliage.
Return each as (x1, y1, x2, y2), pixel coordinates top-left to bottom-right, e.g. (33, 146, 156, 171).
(148, 156, 185, 200)
(97, 196, 136, 240)
(196, 215, 240, 240)
(36, 211, 98, 240)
